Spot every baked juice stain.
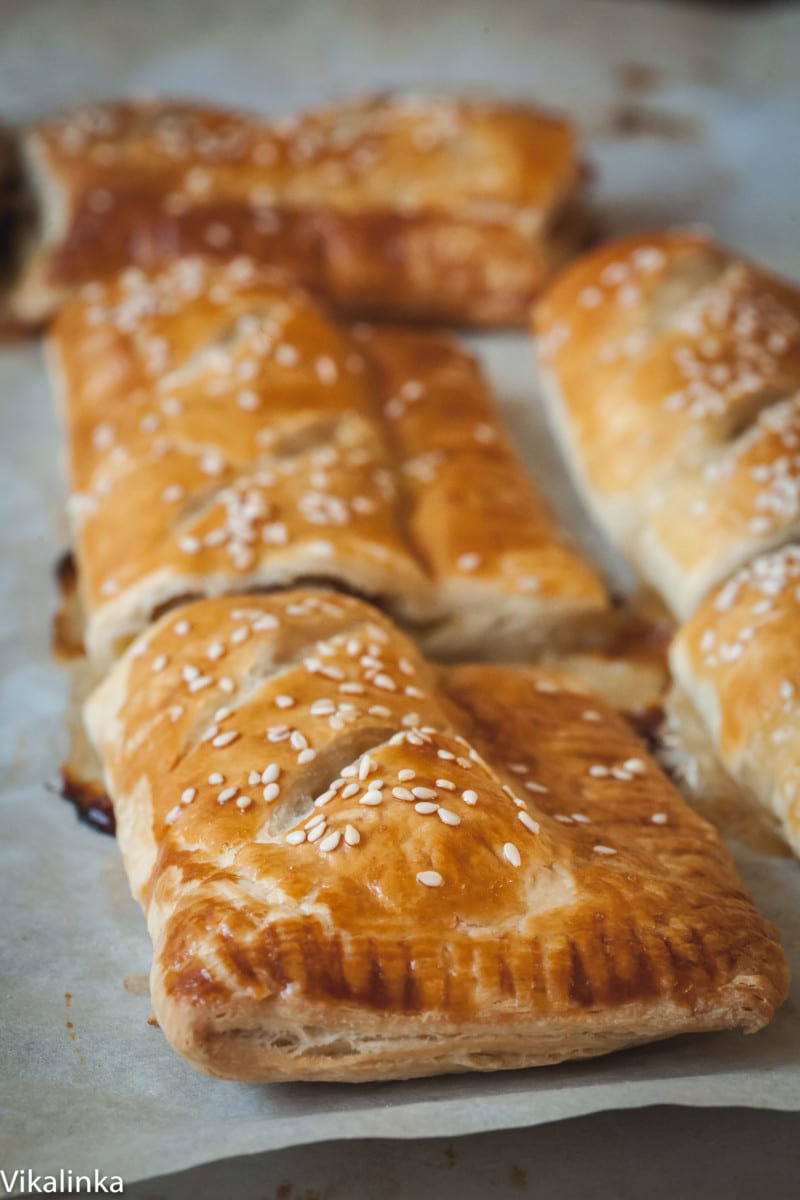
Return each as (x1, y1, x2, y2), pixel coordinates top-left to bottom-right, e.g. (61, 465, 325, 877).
(64, 992, 86, 1067)
(59, 765, 116, 835)
(52, 550, 85, 660)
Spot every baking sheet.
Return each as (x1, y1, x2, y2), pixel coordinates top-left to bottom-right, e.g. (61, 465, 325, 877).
(1, 0, 799, 1190)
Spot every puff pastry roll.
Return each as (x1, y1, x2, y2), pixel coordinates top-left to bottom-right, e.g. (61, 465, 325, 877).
(534, 231, 800, 618)
(84, 590, 788, 1082)
(50, 257, 608, 666)
(2, 94, 589, 330)
(670, 546, 800, 856)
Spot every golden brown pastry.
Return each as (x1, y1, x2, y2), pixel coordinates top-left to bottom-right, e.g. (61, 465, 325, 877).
(49, 256, 608, 666)
(534, 231, 800, 618)
(670, 545, 800, 856)
(3, 94, 590, 330)
(84, 589, 788, 1083)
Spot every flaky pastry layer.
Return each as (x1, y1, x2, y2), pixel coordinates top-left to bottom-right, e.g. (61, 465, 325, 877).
(534, 231, 800, 618)
(50, 256, 607, 666)
(3, 94, 590, 329)
(85, 590, 788, 1082)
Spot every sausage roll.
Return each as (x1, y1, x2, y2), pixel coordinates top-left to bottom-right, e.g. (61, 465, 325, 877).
(670, 546, 800, 857)
(534, 231, 800, 618)
(49, 256, 608, 667)
(84, 590, 788, 1083)
(2, 93, 590, 330)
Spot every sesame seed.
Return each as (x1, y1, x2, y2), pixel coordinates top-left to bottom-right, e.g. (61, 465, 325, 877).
(570, 813, 591, 824)
(212, 731, 239, 748)
(152, 654, 168, 672)
(458, 552, 482, 572)
(188, 675, 213, 692)
(208, 772, 224, 785)
(341, 783, 360, 799)
(415, 801, 439, 814)
(518, 812, 540, 834)
(435, 779, 455, 790)
(307, 822, 327, 843)
(589, 765, 609, 778)
(262, 764, 281, 784)
(306, 813, 326, 829)
(360, 791, 383, 806)
(315, 789, 335, 807)
(412, 786, 438, 801)
(217, 787, 237, 803)
(290, 731, 308, 750)
(525, 780, 549, 794)
(593, 845, 617, 856)
(503, 842, 521, 867)
(437, 808, 461, 826)
(392, 787, 415, 801)
(344, 824, 360, 846)
(398, 769, 416, 782)
(651, 812, 668, 825)
(236, 795, 252, 810)
(248, 770, 261, 786)
(262, 782, 280, 803)
(267, 725, 290, 742)
(165, 805, 181, 826)
(275, 695, 295, 709)
(181, 787, 196, 805)
(297, 748, 316, 764)
(437, 749, 455, 761)
(320, 830, 341, 852)
(373, 673, 397, 692)
(173, 620, 190, 635)
(416, 870, 443, 888)
(286, 830, 306, 845)
(462, 790, 478, 805)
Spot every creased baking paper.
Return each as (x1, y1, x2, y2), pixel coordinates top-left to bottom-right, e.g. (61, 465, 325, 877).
(1, 0, 799, 1190)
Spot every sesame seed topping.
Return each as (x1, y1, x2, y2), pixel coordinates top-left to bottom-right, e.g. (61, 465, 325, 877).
(414, 801, 439, 814)
(392, 787, 414, 801)
(262, 764, 281, 783)
(319, 830, 341, 852)
(437, 807, 461, 826)
(398, 769, 416, 781)
(307, 822, 327, 843)
(208, 772, 224, 785)
(181, 787, 196, 805)
(593, 844, 618, 856)
(212, 730, 240, 748)
(518, 811, 540, 834)
(651, 812, 668, 825)
(165, 805, 181, 826)
(236, 795, 252, 810)
(462, 789, 478, 805)
(344, 824, 360, 846)
(275, 695, 295, 709)
(286, 830, 306, 845)
(412, 786, 438, 800)
(151, 654, 168, 672)
(458, 552, 482, 572)
(262, 782, 280, 803)
(435, 778, 456, 790)
(416, 870, 443, 888)
(503, 842, 521, 867)
(341, 783, 360, 799)
(173, 620, 190, 635)
(297, 748, 316, 764)
(360, 791, 383, 806)
(217, 786, 237, 803)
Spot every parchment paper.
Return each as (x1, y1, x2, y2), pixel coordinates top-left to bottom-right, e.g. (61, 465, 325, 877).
(1, 0, 799, 1190)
